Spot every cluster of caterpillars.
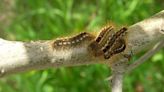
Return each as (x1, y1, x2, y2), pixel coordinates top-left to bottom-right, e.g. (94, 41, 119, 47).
(89, 26, 127, 59)
(52, 26, 127, 60)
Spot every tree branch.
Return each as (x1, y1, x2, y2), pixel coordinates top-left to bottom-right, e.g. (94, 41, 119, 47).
(125, 40, 164, 73)
(0, 10, 163, 84)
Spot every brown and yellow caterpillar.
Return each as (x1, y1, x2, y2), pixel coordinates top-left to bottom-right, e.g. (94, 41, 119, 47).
(103, 27, 127, 59)
(88, 26, 115, 57)
(52, 32, 95, 49)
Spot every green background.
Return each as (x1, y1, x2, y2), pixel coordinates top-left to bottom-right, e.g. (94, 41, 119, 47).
(0, 0, 164, 92)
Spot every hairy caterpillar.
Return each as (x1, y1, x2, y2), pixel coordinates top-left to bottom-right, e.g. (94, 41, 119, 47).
(88, 26, 115, 56)
(102, 27, 127, 59)
(52, 32, 95, 49)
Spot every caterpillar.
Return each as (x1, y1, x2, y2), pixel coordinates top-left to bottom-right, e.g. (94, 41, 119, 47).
(88, 26, 115, 56)
(102, 27, 127, 59)
(52, 32, 95, 49)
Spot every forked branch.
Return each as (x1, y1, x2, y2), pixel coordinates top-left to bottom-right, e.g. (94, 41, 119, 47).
(0, 10, 163, 92)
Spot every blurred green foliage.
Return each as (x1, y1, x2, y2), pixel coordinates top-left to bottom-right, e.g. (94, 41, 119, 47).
(0, 0, 164, 92)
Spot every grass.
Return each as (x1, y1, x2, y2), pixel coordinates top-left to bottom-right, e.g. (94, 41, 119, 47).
(1, 0, 164, 92)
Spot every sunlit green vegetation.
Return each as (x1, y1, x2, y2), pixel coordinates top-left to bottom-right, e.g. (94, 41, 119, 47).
(0, 0, 164, 92)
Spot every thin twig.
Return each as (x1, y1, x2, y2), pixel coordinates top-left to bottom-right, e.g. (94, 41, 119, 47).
(111, 73, 123, 92)
(125, 40, 164, 73)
